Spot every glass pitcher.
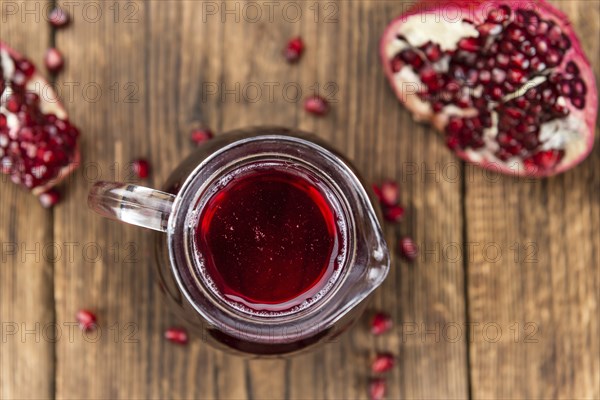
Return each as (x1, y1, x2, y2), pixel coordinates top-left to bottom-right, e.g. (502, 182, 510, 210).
(88, 127, 390, 355)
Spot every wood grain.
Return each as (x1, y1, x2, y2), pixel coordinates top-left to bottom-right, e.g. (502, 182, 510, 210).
(465, 2, 600, 399)
(0, 1, 55, 398)
(49, 0, 470, 398)
(1, 0, 598, 399)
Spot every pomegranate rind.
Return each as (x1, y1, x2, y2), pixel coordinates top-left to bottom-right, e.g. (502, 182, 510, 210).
(380, 0, 597, 177)
(0, 41, 80, 195)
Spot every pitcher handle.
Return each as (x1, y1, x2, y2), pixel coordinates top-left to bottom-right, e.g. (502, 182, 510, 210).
(88, 181, 176, 232)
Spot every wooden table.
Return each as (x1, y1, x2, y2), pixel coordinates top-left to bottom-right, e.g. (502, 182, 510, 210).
(1, 1, 598, 399)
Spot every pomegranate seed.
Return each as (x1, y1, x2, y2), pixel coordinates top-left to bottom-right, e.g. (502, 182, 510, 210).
(500, 41, 514, 53)
(76, 309, 97, 331)
(492, 68, 507, 83)
(487, 5, 511, 23)
(39, 189, 60, 208)
(400, 49, 424, 69)
(371, 312, 393, 335)
(548, 24, 562, 43)
(571, 78, 586, 96)
(545, 49, 561, 67)
(383, 205, 404, 223)
(190, 128, 214, 145)
(6, 95, 21, 113)
(369, 378, 386, 400)
(532, 149, 563, 170)
(131, 158, 150, 178)
(458, 38, 479, 52)
(16, 60, 35, 78)
(565, 61, 579, 76)
(374, 181, 399, 207)
(164, 327, 188, 345)
(421, 42, 441, 62)
(432, 102, 444, 112)
(490, 86, 503, 101)
(372, 353, 395, 373)
(510, 53, 529, 70)
(522, 41, 536, 57)
(419, 67, 437, 84)
(507, 69, 525, 84)
(399, 236, 418, 261)
(283, 37, 304, 63)
(507, 26, 525, 43)
(304, 95, 329, 116)
(571, 96, 585, 109)
(478, 70, 491, 84)
(44, 48, 64, 74)
(447, 118, 463, 134)
(390, 55, 403, 73)
(478, 23, 502, 36)
(48, 7, 70, 28)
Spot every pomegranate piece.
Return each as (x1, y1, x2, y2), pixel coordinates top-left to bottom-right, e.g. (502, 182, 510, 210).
(190, 128, 214, 145)
(304, 95, 329, 116)
(130, 158, 150, 178)
(39, 189, 60, 208)
(371, 312, 393, 335)
(369, 378, 387, 400)
(44, 48, 64, 74)
(381, 1, 597, 177)
(164, 327, 188, 345)
(383, 205, 404, 223)
(76, 309, 97, 331)
(284, 37, 305, 63)
(372, 353, 395, 373)
(0, 42, 80, 196)
(48, 7, 70, 28)
(399, 237, 418, 262)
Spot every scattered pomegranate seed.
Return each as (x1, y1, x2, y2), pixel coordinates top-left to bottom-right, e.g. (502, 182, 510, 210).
(48, 7, 70, 28)
(371, 312, 393, 335)
(39, 189, 60, 208)
(76, 309, 97, 331)
(131, 159, 150, 178)
(190, 128, 214, 145)
(399, 236, 418, 261)
(383, 205, 404, 223)
(378, 181, 399, 207)
(164, 327, 188, 345)
(369, 378, 386, 400)
(372, 353, 395, 373)
(304, 95, 329, 116)
(44, 48, 64, 74)
(284, 37, 304, 63)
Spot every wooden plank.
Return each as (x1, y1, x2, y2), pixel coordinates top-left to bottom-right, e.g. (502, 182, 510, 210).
(0, 1, 55, 398)
(51, 0, 234, 397)
(466, 1, 600, 399)
(289, 2, 470, 399)
(52, 0, 471, 398)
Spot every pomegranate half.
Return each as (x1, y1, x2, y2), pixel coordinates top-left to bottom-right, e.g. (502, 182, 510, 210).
(0, 42, 80, 195)
(381, 0, 597, 177)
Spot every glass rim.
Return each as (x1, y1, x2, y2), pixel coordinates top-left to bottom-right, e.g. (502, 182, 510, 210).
(167, 134, 361, 330)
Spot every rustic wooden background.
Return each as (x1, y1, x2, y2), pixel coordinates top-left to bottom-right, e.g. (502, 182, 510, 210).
(1, 0, 598, 399)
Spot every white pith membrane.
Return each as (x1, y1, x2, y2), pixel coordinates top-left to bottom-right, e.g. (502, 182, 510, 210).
(0, 45, 78, 194)
(384, 5, 592, 175)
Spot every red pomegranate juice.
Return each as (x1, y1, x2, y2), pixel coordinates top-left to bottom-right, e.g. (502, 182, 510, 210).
(194, 164, 344, 314)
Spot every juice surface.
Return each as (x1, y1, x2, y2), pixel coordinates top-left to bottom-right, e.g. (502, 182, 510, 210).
(195, 166, 342, 313)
